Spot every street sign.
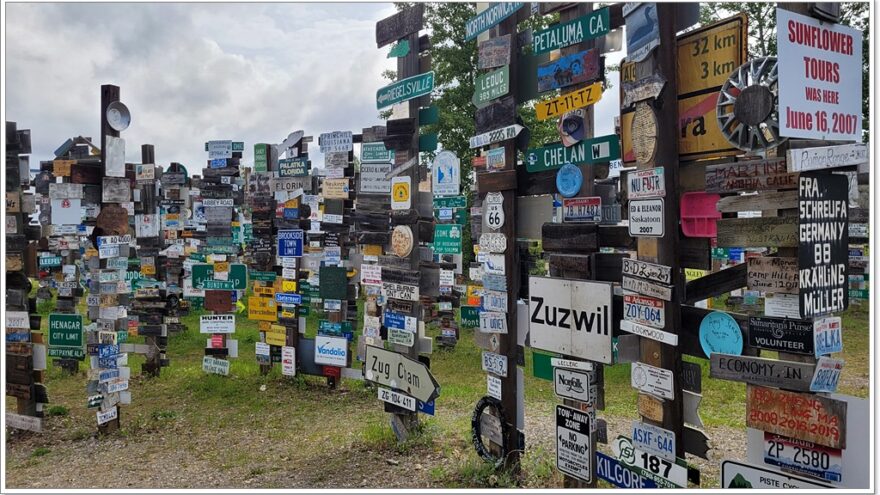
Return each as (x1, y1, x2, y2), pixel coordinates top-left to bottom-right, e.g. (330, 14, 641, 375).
(721, 460, 832, 489)
(746, 385, 846, 449)
(473, 66, 510, 106)
(529, 277, 614, 364)
(433, 224, 462, 254)
(192, 263, 247, 290)
(376, 71, 435, 109)
(631, 362, 674, 400)
(364, 345, 440, 402)
(361, 142, 394, 163)
(596, 452, 657, 489)
(277, 229, 304, 257)
(556, 405, 592, 483)
(484, 192, 505, 230)
(533, 8, 609, 54)
(48, 314, 83, 349)
(553, 367, 592, 403)
(464, 2, 523, 41)
(525, 134, 620, 172)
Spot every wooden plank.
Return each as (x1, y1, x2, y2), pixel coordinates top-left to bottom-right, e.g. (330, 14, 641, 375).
(682, 426, 710, 460)
(709, 353, 816, 392)
(541, 223, 598, 253)
(683, 263, 746, 304)
(716, 190, 798, 213)
(478, 34, 512, 69)
(597, 225, 636, 249)
(746, 385, 847, 449)
(716, 217, 798, 248)
(705, 158, 798, 193)
(475, 96, 516, 135)
(679, 235, 711, 270)
(746, 257, 798, 294)
(476, 170, 517, 193)
(376, 4, 424, 48)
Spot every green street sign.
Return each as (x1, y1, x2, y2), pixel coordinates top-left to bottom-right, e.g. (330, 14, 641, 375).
(473, 65, 510, 106)
(419, 105, 439, 125)
(232, 141, 245, 151)
(251, 270, 277, 282)
(433, 196, 467, 209)
(361, 142, 394, 163)
(377, 71, 435, 109)
(460, 306, 480, 328)
(433, 224, 463, 254)
(190, 253, 206, 262)
(419, 133, 439, 152)
(48, 314, 83, 349)
(243, 223, 253, 243)
(525, 134, 621, 173)
(388, 39, 410, 58)
(465, 2, 523, 41)
(533, 7, 610, 55)
(254, 143, 268, 172)
(278, 157, 310, 177)
(192, 263, 248, 291)
(532, 350, 554, 381)
(850, 289, 869, 299)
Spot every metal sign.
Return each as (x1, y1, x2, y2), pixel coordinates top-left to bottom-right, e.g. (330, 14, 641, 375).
(620, 320, 678, 346)
(627, 167, 666, 199)
(318, 131, 352, 153)
(525, 134, 620, 172)
(621, 276, 673, 302)
(484, 192, 505, 230)
(529, 277, 613, 364)
(432, 150, 461, 196)
(391, 176, 412, 210)
(562, 197, 601, 223)
(631, 362, 674, 400)
(535, 82, 602, 121)
(722, 459, 832, 489)
(596, 452, 658, 489)
(556, 405, 592, 483)
(629, 199, 665, 237)
(378, 387, 416, 411)
(625, 3, 660, 62)
(553, 367, 592, 403)
(361, 142, 394, 163)
(359, 162, 393, 194)
(612, 436, 687, 488)
(623, 294, 665, 329)
(533, 8, 609, 54)
(537, 49, 601, 93)
(464, 2, 523, 41)
(481, 351, 508, 377)
(473, 65, 510, 106)
(364, 345, 440, 402)
(622, 258, 672, 285)
(469, 124, 524, 148)
(632, 420, 676, 462)
(748, 316, 814, 355)
(376, 71, 435, 109)
(433, 224, 463, 254)
(798, 173, 849, 318)
(778, 9, 862, 141)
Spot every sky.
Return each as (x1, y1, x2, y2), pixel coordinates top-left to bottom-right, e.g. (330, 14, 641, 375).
(5, 2, 623, 169)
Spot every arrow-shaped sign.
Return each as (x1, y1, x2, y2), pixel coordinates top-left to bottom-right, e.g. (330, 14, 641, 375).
(364, 345, 440, 403)
(683, 390, 704, 429)
(469, 124, 524, 149)
(683, 425, 710, 460)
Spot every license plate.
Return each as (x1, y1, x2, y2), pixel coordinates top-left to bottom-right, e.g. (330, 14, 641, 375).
(377, 387, 415, 411)
(623, 294, 665, 329)
(764, 432, 842, 482)
(563, 197, 602, 223)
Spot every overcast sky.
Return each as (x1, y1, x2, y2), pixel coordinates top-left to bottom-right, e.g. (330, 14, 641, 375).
(6, 2, 622, 169)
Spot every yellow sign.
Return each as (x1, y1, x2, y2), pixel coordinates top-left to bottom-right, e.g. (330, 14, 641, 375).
(258, 321, 271, 331)
(535, 82, 602, 121)
(281, 280, 297, 292)
(248, 297, 278, 322)
(53, 159, 74, 177)
(675, 14, 746, 161)
(265, 331, 286, 346)
(214, 261, 229, 273)
(363, 244, 382, 257)
(280, 310, 296, 318)
(392, 181, 410, 203)
(685, 268, 707, 281)
(141, 264, 156, 276)
(254, 286, 275, 297)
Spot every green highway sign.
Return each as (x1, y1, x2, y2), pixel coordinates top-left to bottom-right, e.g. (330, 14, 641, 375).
(465, 2, 523, 41)
(433, 224, 463, 254)
(433, 195, 467, 209)
(461, 306, 480, 328)
(361, 142, 394, 163)
(39, 256, 62, 267)
(473, 65, 510, 106)
(192, 263, 248, 291)
(48, 314, 83, 349)
(377, 71, 435, 109)
(254, 143, 268, 172)
(533, 8, 610, 55)
(419, 133, 439, 152)
(525, 134, 621, 173)
(250, 270, 277, 282)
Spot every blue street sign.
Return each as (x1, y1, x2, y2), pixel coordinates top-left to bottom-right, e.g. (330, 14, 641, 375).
(277, 229, 304, 257)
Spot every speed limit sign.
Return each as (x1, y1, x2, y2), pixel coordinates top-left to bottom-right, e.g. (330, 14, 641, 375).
(484, 192, 505, 230)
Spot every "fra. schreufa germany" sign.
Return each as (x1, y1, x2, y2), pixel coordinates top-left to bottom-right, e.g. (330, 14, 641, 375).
(798, 172, 848, 318)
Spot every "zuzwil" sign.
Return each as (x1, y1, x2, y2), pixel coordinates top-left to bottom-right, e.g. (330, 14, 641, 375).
(529, 276, 613, 364)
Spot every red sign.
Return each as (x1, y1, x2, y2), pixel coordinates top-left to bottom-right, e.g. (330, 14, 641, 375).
(322, 365, 341, 378)
(211, 334, 224, 349)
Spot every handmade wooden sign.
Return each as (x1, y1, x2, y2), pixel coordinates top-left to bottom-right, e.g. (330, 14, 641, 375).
(705, 157, 796, 193)
(716, 217, 798, 248)
(537, 48, 601, 93)
(746, 385, 846, 449)
(478, 34, 511, 69)
(710, 353, 816, 391)
(375, 3, 424, 47)
(787, 143, 868, 172)
(746, 257, 797, 294)
(798, 173, 849, 318)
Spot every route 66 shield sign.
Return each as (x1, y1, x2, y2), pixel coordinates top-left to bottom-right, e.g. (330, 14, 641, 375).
(484, 192, 505, 230)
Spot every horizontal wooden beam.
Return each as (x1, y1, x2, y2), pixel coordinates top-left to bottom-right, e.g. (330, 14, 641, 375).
(684, 263, 747, 304)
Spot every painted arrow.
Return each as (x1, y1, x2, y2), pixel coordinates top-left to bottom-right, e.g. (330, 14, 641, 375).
(364, 345, 440, 403)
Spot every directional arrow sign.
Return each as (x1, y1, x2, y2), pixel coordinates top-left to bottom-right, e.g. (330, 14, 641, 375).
(469, 124, 523, 148)
(525, 134, 620, 172)
(364, 345, 440, 403)
(377, 71, 435, 109)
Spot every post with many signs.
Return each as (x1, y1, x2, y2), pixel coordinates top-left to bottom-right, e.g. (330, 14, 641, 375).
(372, 4, 440, 441)
(6, 121, 48, 433)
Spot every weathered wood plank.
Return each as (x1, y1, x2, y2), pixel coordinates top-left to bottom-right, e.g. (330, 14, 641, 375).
(684, 263, 747, 304)
(705, 158, 798, 193)
(541, 223, 598, 253)
(710, 353, 816, 392)
(376, 4, 424, 48)
(476, 170, 517, 194)
(746, 257, 798, 294)
(716, 217, 798, 248)
(716, 190, 798, 213)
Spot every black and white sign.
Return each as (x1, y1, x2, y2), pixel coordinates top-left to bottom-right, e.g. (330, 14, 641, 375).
(629, 199, 664, 237)
(798, 173, 848, 318)
(631, 362, 674, 400)
(481, 350, 508, 377)
(378, 386, 416, 411)
(554, 367, 592, 403)
(556, 405, 592, 483)
(622, 258, 672, 284)
(529, 277, 614, 364)
(484, 192, 505, 230)
(748, 316, 814, 355)
(620, 320, 679, 346)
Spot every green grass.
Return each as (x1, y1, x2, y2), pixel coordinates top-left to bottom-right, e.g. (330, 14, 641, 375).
(6, 285, 871, 488)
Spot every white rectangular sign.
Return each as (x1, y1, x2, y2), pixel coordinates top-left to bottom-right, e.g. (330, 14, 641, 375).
(778, 9, 863, 141)
(629, 199, 664, 237)
(377, 387, 416, 411)
(199, 315, 236, 334)
(627, 167, 666, 199)
(314, 335, 348, 367)
(282, 346, 296, 376)
(479, 311, 508, 334)
(553, 367, 593, 403)
(96, 406, 118, 425)
(620, 320, 679, 346)
(787, 143, 868, 172)
(529, 277, 614, 364)
(631, 362, 675, 400)
(481, 351, 508, 377)
(632, 420, 676, 462)
(202, 356, 230, 375)
(487, 374, 502, 400)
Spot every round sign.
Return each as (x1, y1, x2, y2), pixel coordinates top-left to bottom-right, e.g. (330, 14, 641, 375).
(484, 192, 505, 230)
(631, 102, 658, 165)
(699, 311, 744, 358)
(391, 225, 414, 258)
(556, 163, 583, 198)
(558, 109, 586, 147)
(106, 101, 131, 132)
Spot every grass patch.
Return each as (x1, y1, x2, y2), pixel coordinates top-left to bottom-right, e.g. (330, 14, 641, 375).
(31, 448, 50, 458)
(45, 405, 69, 417)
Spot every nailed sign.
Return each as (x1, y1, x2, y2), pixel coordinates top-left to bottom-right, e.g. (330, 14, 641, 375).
(376, 71, 435, 109)
(710, 353, 816, 391)
(798, 173, 848, 318)
(529, 277, 613, 364)
(631, 362, 674, 400)
(534, 82, 603, 121)
(705, 158, 797, 193)
(627, 167, 666, 199)
(746, 385, 846, 449)
(478, 34, 511, 69)
(622, 258, 672, 284)
(747, 257, 798, 294)
(556, 405, 593, 483)
(629, 199, 665, 237)
(533, 8, 609, 55)
(537, 49, 601, 93)
(748, 317, 814, 355)
(473, 65, 510, 106)
(787, 143, 868, 172)
(365, 345, 440, 402)
(525, 134, 620, 172)
(464, 2, 523, 41)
